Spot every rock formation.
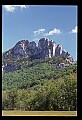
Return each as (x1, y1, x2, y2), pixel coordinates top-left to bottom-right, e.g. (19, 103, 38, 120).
(55, 44, 62, 57)
(2, 38, 74, 71)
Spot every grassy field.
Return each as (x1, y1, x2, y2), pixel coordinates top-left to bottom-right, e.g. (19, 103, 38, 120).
(2, 110, 77, 116)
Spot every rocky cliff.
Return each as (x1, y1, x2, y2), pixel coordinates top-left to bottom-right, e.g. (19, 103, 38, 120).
(2, 38, 74, 71)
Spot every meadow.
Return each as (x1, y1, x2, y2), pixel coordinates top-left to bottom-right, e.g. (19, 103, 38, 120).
(2, 110, 77, 116)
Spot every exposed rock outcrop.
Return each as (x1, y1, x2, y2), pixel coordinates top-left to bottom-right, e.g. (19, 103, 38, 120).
(2, 38, 74, 71)
(55, 44, 62, 57)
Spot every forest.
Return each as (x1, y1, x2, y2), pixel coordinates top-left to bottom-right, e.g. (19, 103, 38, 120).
(2, 57, 77, 111)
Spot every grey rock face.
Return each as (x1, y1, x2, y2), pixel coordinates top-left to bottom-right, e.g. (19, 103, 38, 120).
(62, 49, 67, 59)
(38, 38, 56, 59)
(66, 55, 74, 64)
(4, 38, 74, 61)
(55, 44, 62, 57)
(28, 41, 36, 50)
(3, 63, 21, 72)
(2, 38, 74, 71)
(12, 40, 29, 56)
(52, 42, 56, 56)
(38, 38, 49, 59)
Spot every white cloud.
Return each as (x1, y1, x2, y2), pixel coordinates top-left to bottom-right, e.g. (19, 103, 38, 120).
(70, 26, 78, 33)
(34, 29, 45, 35)
(45, 28, 61, 36)
(3, 5, 28, 12)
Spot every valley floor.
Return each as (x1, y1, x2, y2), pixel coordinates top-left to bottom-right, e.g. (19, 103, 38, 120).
(2, 110, 77, 116)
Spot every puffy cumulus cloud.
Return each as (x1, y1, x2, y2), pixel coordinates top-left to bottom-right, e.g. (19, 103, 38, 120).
(45, 28, 61, 36)
(3, 5, 28, 12)
(34, 29, 45, 36)
(70, 26, 78, 33)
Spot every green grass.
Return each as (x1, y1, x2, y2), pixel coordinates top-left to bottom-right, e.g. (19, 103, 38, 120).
(2, 110, 77, 116)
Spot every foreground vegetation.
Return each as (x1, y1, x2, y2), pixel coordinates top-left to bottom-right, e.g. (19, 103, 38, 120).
(2, 110, 77, 116)
(2, 57, 77, 111)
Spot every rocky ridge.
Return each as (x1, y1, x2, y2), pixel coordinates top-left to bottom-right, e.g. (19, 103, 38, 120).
(2, 38, 74, 71)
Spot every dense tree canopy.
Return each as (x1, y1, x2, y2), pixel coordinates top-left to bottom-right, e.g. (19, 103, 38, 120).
(2, 57, 77, 111)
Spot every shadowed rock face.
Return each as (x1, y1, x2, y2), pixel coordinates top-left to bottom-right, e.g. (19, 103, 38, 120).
(55, 44, 62, 57)
(11, 40, 29, 56)
(38, 38, 56, 59)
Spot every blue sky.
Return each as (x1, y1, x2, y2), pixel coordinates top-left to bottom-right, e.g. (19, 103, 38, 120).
(2, 5, 77, 60)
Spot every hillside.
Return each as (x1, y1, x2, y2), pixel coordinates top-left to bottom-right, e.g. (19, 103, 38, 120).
(2, 38, 77, 111)
(2, 57, 77, 111)
(2, 57, 77, 90)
